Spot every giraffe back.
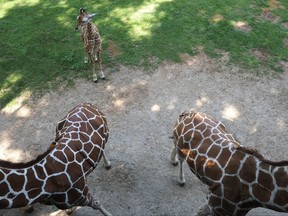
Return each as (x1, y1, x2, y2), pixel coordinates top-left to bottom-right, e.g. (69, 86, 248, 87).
(0, 103, 109, 210)
(173, 111, 288, 215)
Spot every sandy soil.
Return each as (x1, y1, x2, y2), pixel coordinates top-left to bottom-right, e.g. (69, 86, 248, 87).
(0, 53, 287, 216)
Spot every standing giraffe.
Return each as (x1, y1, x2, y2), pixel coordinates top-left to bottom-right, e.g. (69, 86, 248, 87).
(0, 103, 111, 216)
(171, 111, 288, 216)
(75, 8, 105, 83)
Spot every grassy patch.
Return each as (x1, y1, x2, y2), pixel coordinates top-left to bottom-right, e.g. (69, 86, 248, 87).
(0, 0, 287, 108)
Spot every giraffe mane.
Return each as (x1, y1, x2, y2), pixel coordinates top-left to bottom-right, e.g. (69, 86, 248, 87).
(237, 145, 288, 166)
(0, 142, 57, 169)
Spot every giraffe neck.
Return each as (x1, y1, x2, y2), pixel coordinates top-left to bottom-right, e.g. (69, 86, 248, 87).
(0, 156, 52, 208)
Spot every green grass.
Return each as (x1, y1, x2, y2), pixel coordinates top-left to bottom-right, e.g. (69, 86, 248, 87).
(0, 0, 287, 108)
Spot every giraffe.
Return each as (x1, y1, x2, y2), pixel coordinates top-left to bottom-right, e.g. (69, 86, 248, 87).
(75, 8, 105, 83)
(171, 111, 288, 216)
(0, 103, 112, 216)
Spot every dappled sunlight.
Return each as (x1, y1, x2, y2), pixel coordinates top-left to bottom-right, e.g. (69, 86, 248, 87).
(0, 0, 40, 18)
(167, 98, 177, 110)
(0, 134, 27, 163)
(221, 104, 240, 121)
(249, 123, 258, 135)
(230, 20, 251, 32)
(151, 104, 161, 112)
(2, 73, 22, 91)
(276, 118, 286, 131)
(110, 0, 170, 40)
(113, 99, 125, 109)
(2, 90, 32, 115)
(210, 14, 224, 23)
(196, 96, 208, 108)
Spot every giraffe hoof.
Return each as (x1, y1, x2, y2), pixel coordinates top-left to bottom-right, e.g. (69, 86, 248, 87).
(172, 161, 179, 166)
(179, 182, 185, 187)
(101, 77, 106, 80)
(105, 164, 112, 170)
(93, 79, 98, 83)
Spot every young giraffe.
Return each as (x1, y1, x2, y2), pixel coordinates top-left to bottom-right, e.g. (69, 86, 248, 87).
(0, 103, 112, 216)
(171, 111, 288, 216)
(75, 8, 105, 83)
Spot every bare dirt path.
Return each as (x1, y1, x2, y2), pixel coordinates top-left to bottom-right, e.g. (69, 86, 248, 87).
(0, 54, 288, 216)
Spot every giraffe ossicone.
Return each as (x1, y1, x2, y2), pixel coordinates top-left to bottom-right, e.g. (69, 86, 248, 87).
(0, 103, 112, 216)
(171, 110, 288, 216)
(75, 8, 105, 83)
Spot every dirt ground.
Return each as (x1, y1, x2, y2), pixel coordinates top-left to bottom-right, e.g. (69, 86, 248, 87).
(0, 53, 288, 216)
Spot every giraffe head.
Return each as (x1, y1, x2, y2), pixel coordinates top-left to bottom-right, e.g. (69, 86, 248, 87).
(74, 8, 96, 32)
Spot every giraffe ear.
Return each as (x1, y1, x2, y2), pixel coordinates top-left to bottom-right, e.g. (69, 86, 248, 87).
(88, 13, 96, 19)
(79, 7, 87, 14)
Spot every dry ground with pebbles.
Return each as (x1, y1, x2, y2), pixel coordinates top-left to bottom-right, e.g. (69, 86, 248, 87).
(0, 53, 288, 216)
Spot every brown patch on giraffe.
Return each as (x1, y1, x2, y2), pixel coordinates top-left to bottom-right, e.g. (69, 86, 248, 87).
(73, 176, 85, 189)
(28, 188, 43, 200)
(204, 159, 223, 181)
(45, 173, 70, 193)
(259, 162, 270, 171)
(239, 156, 257, 183)
(222, 198, 236, 214)
(195, 155, 208, 176)
(252, 183, 271, 203)
(207, 144, 221, 159)
(53, 150, 68, 164)
(217, 147, 232, 168)
(258, 170, 275, 191)
(274, 167, 288, 187)
(67, 163, 82, 182)
(225, 151, 245, 174)
(107, 39, 122, 58)
(0, 199, 9, 208)
(190, 131, 203, 149)
(26, 169, 43, 191)
(222, 176, 242, 203)
(203, 128, 212, 137)
(67, 188, 82, 203)
(12, 193, 29, 208)
(187, 149, 197, 161)
(0, 182, 9, 195)
(274, 190, 288, 206)
(0, 171, 4, 180)
(209, 195, 221, 207)
(46, 158, 66, 176)
(7, 173, 24, 192)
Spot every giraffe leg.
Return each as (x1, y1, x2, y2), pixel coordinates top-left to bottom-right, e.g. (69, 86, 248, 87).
(102, 151, 111, 170)
(178, 157, 185, 187)
(84, 54, 89, 64)
(97, 50, 105, 80)
(89, 55, 98, 83)
(86, 193, 112, 216)
(170, 146, 179, 166)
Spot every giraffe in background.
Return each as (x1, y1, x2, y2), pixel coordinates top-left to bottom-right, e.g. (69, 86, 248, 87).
(171, 111, 288, 216)
(0, 103, 111, 216)
(75, 8, 105, 83)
